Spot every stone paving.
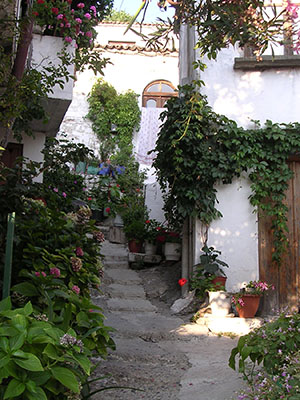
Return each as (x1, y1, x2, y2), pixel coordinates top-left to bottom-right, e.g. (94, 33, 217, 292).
(91, 240, 246, 400)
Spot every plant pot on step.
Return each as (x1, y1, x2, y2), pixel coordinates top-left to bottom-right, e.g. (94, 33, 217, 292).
(237, 294, 261, 318)
(144, 241, 157, 255)
(212, 276, 227, 291)
(128, 239, 143, 253)
(164, 242, 181, 261)
(208, 291, 231, 317)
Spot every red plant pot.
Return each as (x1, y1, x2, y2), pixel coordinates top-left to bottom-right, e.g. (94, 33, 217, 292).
(128, 239, 143, 253)
(237, 294, 261, 318)
(212, 276, 227, 291)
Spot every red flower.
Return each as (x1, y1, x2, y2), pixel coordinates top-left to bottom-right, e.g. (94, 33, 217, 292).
(145, 220, 150, 224)
(178, 278, 188, 287)
(87, 197, 92, 201)
(105, 207, 111, 213)
(51, 7, 59, 14)
(156, 226, 162, 231)
(116, 184, 120, 188)
(37, 0, 44, 3)
(136, 188, 140, 192)
(33, 11, 39, 16)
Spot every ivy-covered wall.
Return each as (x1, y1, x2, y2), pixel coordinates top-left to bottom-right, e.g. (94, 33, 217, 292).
(179, 34, 300, 293)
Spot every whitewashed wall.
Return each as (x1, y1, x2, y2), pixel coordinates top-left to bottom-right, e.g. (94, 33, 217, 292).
(180, 27, 300, 289)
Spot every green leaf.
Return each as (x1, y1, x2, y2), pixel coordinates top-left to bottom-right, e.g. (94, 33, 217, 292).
(228, 347, 238, 370)
(0, 355, 10, 369)
(0, 297, 12, 312)
(72, 353, 91, 375)
(4, 379, 25, 399)
(14, 353, 44, 371)
(51, 366, 80, 393)
(25, 386, 48, 400)
(11, 282, 39, 297)
(0, 337, 10, 353)
(43, 343, 61, 360)
(10, 332, 26, 351)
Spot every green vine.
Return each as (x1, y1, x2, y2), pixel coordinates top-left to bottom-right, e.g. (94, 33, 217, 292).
(152, 82, 300, 265)
(87, 79, 141, 161)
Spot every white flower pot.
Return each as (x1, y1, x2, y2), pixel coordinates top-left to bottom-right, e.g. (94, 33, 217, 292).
(144, 241, 157, 255)
(164, 242, 181, 261)
(208, 291, 231, 317)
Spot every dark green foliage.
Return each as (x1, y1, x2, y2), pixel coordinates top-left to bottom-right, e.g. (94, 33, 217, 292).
(153, 82, 300, 265)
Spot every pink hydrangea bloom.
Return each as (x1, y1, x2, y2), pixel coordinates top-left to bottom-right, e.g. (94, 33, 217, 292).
(57, 14, 64, 20)
(75, 18, 82, 24)
(84, 13, 91, 20)
(65, 36, 72, 43)
(85, 31, 93, 38)
(50, 267, 61, 277)
(77, 2, 85, 8)
(72, 285, 80, 295)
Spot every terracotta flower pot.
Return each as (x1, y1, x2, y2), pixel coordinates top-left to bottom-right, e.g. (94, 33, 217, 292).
(237, 294, 261, 318)
(128, 239, 143, 253)
(212, 276, 227, 291)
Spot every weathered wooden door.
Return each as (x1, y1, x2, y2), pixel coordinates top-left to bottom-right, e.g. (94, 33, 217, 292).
(259, 158, 300, 314)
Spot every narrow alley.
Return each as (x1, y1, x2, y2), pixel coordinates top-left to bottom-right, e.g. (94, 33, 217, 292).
(91, 238, 246, 400)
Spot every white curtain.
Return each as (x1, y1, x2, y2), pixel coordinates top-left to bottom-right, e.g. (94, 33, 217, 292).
(135, 107, 165, 166)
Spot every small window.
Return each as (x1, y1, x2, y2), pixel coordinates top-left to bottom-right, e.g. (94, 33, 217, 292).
(142, 80, 177, 108)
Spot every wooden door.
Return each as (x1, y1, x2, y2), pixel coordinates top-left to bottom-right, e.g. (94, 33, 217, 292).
(1, 143, 23, 168)
(259, 158, 300, 314)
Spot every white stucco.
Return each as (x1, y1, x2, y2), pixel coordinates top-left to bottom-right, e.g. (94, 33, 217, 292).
(31, 34, 75, 100)
(195, 175, 259, 292)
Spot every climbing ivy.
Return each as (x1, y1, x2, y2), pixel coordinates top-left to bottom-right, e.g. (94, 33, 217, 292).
(87, 79, 141, 161)
(152, 83, 300, 265)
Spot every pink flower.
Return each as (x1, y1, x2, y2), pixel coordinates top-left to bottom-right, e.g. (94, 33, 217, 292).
(72, 285, 80, 295)
(65, 22, 71, 28)
(75, 247, 84, 257)
(53, 188, 58, 192)
(85, 31, 92, 38)
(35, 271, 41, 277)
(60, 23, 64, 28)
(90, 5, 96, 16)
(57, 14, 64, 20)
(77, 2, 85, 8)
(50, 267, 61, 277)
(65, 36, 72, 43)
(75, 18, 82, 23)
(41, 272, 46, 277)
(62, 192, 67, 198)
(84, 13, 91, 20)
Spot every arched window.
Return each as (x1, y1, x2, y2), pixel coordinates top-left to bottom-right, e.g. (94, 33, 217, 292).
(142, 80, 177, 108)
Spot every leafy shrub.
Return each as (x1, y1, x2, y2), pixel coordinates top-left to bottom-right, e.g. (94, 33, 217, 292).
(0, 298, 91, 400)
(229, 312, 300, 380)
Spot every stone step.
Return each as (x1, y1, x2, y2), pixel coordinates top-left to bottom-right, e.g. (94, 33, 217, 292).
(103, 311, 185, 341)
(107, 298, 157, 312)
(106, 283, 146, 299)
(105, 268, 142, 285)
(104, 261, 129, 269)
(103, 255, 129, 263)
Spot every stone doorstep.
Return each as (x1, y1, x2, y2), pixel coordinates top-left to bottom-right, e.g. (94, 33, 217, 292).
(128, 252, 162, 264)
(196, 314, 265, 336)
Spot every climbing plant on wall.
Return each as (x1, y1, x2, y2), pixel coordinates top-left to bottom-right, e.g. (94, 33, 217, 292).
(152, 82, 300, 266)
(87, 79, 141, 161)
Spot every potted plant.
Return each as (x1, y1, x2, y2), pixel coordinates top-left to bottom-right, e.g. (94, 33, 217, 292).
(232, 280, 275, 318)
(163, 231, 182, 261)
(144, 219, 163, 255)
(123, 220, 146, 253)
(119, 193, 148, 253)
(192, 245, 229, 291)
